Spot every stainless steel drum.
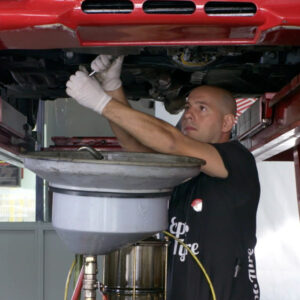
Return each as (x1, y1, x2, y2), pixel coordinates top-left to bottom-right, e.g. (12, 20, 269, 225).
(102, 239, 168, 300)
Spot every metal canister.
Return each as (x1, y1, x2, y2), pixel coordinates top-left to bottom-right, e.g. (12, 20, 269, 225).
(102, 239, 168, 300)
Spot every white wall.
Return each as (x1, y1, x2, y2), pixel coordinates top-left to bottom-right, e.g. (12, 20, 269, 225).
(155, 101, 183, 126)
(0, 168, 36, 222)
(45, 98, 154, 147)
(21, 168, 36, 190)
(256, 162, 300, 300)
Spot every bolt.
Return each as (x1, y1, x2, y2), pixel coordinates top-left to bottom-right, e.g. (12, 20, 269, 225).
(65, 51, 74, 59)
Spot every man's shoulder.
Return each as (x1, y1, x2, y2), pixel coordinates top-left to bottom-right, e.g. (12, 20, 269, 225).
(212, 139, 258, 179)
(214, 139, 248, 150)
(213, 140, 254, 160)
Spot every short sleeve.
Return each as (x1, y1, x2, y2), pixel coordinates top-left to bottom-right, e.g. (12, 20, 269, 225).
(212, 140, 260, 206)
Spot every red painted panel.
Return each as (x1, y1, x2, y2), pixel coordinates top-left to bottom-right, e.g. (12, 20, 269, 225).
(78, 25, 256, 44)
(0, 0, 299, 48)
(250, 75, 300, 157)
(0, 131, 21, 155)
(266, 148, 293, 161)
(269, 75, 300, 107)
(0, 25, 80, 49)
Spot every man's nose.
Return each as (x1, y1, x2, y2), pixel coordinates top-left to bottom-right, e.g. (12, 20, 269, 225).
(183, 108, 193, 119)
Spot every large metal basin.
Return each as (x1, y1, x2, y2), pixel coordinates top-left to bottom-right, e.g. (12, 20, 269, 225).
(22, 151, 204, 193)
(22, 151, 205, 254)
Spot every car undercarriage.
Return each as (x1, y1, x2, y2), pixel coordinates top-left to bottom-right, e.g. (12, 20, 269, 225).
(1, 45, 300, 126)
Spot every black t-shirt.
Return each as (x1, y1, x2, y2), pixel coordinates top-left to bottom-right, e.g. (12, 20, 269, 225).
(167, 140, 260, 300)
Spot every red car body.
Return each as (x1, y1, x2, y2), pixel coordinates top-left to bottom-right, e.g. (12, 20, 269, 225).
(0, 0, 299, 48)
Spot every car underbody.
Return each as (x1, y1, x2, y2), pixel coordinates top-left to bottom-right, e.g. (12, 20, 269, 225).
(1, 45, 300, 126)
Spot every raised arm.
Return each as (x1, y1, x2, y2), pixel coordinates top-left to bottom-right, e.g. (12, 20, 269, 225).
(102, 99, 228, 178)
(91, 55, 152, 152)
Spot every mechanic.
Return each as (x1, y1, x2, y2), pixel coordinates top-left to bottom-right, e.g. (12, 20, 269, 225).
(66, 55, 260, 300)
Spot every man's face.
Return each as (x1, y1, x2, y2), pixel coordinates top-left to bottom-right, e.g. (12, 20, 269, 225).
(181, 88, 226, 143)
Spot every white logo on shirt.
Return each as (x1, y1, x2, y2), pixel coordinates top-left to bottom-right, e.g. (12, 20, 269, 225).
(248, 248, 260, 299)
(169, 216, 199, 262)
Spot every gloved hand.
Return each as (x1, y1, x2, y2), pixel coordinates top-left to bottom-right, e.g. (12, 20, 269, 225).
(66, 71, 112, 114)
(91, 55, 124, 91)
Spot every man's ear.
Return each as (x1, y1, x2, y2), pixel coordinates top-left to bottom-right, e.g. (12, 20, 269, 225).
(222, 114, 235, 133)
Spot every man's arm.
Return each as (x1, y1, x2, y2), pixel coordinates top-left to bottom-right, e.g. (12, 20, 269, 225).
(105, 87, 153, 152)
(103, 99, 228, 178)
(92, 55, 152, 152)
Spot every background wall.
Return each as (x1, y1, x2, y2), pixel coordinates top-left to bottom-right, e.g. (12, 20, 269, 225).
(0, 168, 36, 222)
(155, 101, 183, 126)
(44, 98, 154, 146)
(256, 162, 300, 300)
(0, 223, 74, 300)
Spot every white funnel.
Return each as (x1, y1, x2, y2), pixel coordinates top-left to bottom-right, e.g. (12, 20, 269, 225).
(22, 151, 204, 254)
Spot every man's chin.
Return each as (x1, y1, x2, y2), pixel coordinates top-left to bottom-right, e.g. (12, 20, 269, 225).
(183, 131, 194, 137)
(186, 132, 208, 143)
(185, 131, 199, 139)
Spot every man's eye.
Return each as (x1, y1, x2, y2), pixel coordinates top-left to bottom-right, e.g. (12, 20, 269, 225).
(200, 105, 207, 111)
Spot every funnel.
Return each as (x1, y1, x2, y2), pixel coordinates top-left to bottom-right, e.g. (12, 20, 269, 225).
(22, 151, 204, 254)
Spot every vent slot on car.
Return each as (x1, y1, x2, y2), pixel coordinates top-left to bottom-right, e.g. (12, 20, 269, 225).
(81, 0, 134, 14)
(143, 1, 196, 14)
(204, 1, 257, 16)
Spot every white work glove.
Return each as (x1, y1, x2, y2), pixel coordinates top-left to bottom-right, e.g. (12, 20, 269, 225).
(66, 71, 112, 114)
(91, 55, 124, 91)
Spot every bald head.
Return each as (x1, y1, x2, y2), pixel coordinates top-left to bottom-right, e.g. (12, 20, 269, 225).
(188, 86, 236, 117)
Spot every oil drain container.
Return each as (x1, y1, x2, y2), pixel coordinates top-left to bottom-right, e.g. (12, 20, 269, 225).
(22, 151, 205, 255)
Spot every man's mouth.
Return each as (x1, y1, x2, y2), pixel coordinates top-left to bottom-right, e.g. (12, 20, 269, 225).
(183, 126, 197, 132)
